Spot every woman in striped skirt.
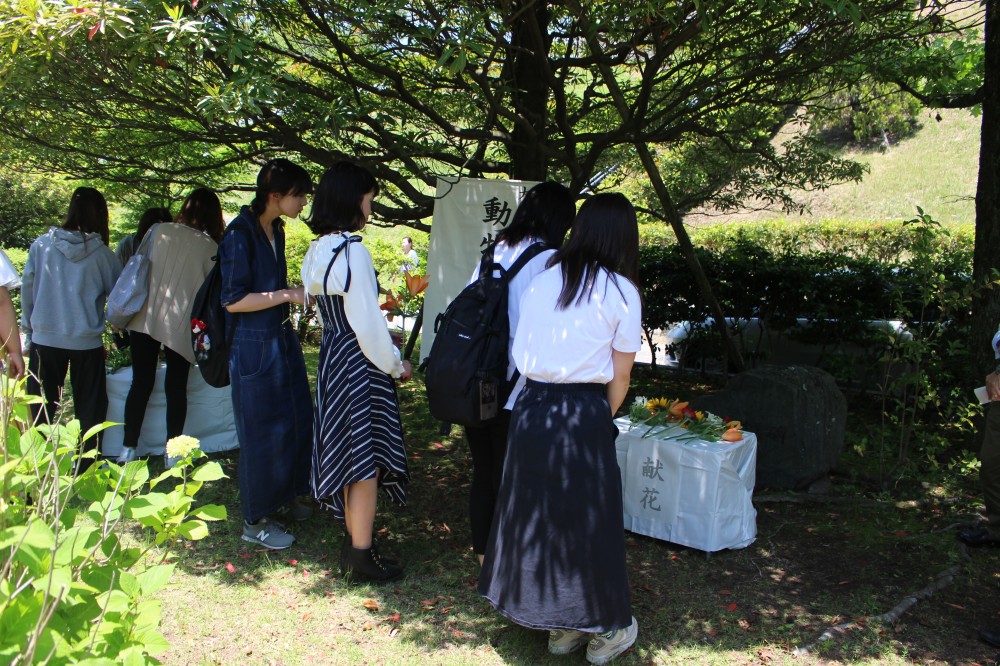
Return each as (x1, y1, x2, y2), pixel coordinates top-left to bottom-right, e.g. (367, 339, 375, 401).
(301, 161, 412, 583)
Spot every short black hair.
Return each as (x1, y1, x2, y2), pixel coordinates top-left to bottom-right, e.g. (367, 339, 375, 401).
(307, 161, 379, 235)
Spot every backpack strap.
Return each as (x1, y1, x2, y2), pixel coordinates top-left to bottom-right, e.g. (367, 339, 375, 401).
(322, 234, 363, 296)
(504, 242, 547, 283)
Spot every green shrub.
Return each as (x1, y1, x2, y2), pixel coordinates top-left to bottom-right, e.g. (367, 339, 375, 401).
(0, 173, 71, 250)
(639, 215, 978, 472)
(0, 378, 227, 664)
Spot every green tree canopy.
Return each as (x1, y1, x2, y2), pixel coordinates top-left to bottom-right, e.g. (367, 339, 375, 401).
(0, 1, 976, 229)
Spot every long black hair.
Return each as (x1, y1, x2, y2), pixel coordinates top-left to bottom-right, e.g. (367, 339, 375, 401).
(307, 161, 379, 235)
(176, 188, 225, 242)
(250, 158, 313, 217)
(137, 206, 171, 245)
(548, 192, 639, 310)
(63, 187, 110, 246)
(497, 181, 575, 248)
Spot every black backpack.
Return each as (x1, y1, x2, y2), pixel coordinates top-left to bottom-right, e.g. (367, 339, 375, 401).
(190, 224, 253, 388)
(423, 242, 546, 426)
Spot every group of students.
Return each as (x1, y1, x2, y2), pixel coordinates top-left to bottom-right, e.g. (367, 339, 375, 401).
(0, 161, 643, 664)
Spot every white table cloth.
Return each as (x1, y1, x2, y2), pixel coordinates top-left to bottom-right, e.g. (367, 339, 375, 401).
(615, 418, 757, 552)
(102, 364, 239, 457)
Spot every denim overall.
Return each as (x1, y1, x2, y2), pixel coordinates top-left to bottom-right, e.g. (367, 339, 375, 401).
(219, 207, 313, 523)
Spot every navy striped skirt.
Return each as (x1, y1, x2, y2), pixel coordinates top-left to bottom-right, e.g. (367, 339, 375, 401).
(310, 294, 408, 521)
(478, 379, 632, 633)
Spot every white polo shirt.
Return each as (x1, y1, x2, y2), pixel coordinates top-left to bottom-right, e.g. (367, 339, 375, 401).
(512, 265, 643, 385)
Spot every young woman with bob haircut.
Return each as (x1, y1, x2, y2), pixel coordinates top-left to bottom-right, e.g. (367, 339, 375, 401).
(21, 186, 122, 472)
(464, 181, 575, 566)
(478, 192, 643, 665)
(221, 158, 315, 550)
(116, 188, 224, 465)
(301, 160, 412, 582)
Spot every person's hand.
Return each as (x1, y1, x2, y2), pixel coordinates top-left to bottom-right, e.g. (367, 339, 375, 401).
(399, 360, 413, 382)
(5, 350, 24, 379)
(987, 370, 1000, 401)
(285, 287, 308, 306)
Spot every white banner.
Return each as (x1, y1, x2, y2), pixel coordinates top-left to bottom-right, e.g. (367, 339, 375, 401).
(421, 177, 540, 360)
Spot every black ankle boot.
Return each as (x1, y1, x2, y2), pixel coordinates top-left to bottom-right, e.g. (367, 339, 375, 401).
(344, 545, 403, 582)
(341, 530, 398, 572)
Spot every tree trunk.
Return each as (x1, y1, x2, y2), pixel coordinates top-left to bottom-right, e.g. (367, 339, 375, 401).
(564, 0, 746, 373)
(972, 0, 1000, 381)
(507, 0, 549, 181)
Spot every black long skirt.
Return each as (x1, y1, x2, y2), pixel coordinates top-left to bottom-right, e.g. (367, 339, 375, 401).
(478, 379, 632, 633)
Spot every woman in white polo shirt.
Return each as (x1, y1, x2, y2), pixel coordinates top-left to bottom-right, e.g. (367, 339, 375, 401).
(478, 192, 643, 666)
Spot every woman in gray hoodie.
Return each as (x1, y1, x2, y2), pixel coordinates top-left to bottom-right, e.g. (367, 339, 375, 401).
(21, 187, 122, 472)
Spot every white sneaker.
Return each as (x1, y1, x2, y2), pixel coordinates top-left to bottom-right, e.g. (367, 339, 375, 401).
(116, 447, 137, 464)
(586, 616, 638, 665)
(548, 628, 591, 655)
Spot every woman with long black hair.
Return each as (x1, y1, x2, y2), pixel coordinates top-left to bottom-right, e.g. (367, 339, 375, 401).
(478, 193, 643, 665)
(221, 158, 315, 550)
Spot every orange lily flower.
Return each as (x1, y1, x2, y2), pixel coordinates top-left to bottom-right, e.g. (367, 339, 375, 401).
(404, 271, 430, 297)
(380, 291, 399, 321)
(668, 401, 689, 419)
(721, 429, 743, 442)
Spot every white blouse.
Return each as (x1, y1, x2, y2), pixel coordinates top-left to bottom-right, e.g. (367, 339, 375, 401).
(301, 233, 404, 378)
(0, 249, 20, 290)
(513, 265, 643, 384)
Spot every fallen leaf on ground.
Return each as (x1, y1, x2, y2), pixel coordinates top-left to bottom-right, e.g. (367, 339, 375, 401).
(718, 589, 732, 595)
(362, 598, 380, 611)
(726, 603, 738, 611)
(225, 562, 236, 573)
(239, 553, 253, 559)
(288, 559, 298, 566)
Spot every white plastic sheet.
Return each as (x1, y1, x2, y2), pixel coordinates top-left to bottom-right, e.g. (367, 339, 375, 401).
(615, 418, 757, 552)
(102, 364, 239, 457)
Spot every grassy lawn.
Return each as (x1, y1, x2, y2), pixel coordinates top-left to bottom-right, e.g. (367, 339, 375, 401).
(124, 350, 1000, 666)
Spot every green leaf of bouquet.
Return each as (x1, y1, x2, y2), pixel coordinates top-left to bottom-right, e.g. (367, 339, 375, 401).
(190, 461, 226, 482)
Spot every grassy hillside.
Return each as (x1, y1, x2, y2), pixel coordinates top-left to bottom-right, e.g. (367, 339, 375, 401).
(684, 107, 981, 227)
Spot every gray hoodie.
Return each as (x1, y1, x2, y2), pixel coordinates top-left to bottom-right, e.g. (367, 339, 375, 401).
(21, 227, 122, 350)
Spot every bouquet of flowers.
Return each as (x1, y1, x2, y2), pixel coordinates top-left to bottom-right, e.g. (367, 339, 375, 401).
(628, 396, 743, 442)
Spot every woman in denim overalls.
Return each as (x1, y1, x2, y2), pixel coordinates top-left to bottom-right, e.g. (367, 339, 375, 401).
(219, 158, 314, 550)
